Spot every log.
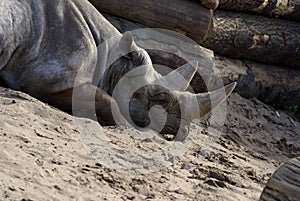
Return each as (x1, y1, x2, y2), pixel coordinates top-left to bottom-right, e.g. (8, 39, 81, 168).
(88, 0, 214, 43)
(105, 14, 300, 111)
(213, 56, 300, 110)
(218, 0, 300, 22)
(203, 10, 300, 69)
(260, 157, 300, 201)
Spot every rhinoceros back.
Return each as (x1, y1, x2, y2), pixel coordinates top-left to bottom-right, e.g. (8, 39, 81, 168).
(0, 0, 120, 98)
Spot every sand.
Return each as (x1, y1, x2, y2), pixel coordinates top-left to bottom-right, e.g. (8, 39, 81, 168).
(0, 86, 299, 200)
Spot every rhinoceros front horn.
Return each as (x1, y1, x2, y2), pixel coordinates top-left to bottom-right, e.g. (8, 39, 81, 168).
(178, 82, 237, 121)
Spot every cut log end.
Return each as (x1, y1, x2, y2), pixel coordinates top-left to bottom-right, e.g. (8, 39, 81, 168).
(260, 157, 300, 201)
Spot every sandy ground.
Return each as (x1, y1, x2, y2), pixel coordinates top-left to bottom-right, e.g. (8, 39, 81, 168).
(0, 86, 299, 201)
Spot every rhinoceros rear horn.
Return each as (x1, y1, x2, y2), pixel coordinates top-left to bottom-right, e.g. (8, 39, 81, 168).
(162, 61, 198, 91)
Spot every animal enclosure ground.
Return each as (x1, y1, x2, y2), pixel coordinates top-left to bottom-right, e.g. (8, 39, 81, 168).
(0, 86, 299, 200)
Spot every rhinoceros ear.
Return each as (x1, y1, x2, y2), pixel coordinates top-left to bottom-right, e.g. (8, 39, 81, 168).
(119, 32, 138, 54)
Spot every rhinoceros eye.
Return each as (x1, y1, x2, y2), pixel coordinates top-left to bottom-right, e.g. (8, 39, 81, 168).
(121, 52, 132, 60)
(150, 93, 170, 107)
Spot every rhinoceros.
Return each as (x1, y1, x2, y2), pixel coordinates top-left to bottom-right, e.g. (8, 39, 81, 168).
(0, 0, 236, 140)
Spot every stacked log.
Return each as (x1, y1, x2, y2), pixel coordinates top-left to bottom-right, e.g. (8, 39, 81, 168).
(218, 0, 300, 22)
(203, 11, 300, 68)
(213, 56, 300, 109)
(89, 0, 214, 43)
(203, 0, 300, 116)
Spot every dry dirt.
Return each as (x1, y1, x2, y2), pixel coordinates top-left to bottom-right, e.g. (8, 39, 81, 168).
(0, 86, 299, 201)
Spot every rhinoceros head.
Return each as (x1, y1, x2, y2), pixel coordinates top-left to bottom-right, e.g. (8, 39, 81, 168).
(105, 32, 236, 140)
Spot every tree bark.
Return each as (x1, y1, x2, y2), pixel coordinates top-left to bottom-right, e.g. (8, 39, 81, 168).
(203, 10, 300, 69)
(219, 0, 300, 22)
(213, 56, 300, 110)
(88, 0, 214, 43)
(104, 14, 300, 110)
(260, 157, 300, 201)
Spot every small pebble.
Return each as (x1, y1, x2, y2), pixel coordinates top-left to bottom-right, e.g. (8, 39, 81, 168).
(288, 117, 296, 126)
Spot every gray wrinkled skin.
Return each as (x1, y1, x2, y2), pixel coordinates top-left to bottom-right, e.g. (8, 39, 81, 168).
(0, 0, 119, 94)
(0, 0, 128, 126)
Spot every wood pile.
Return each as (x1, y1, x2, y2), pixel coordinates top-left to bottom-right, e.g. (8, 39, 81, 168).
(204, 0, 300, 115)
(88, 0, 300, 114)
(203, 11, 300, 68)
